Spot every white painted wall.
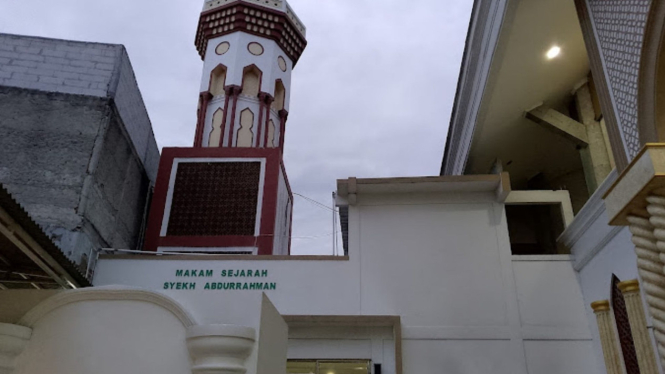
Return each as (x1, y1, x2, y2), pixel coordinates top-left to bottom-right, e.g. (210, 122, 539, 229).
(14, 300, 192, 374)
(273, 167, 290, 255)
(10, 289, 287, 374)
(89, 186, 598, 374)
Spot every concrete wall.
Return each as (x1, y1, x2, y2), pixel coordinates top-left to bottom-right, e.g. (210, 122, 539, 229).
(0, 33, 161, 271)
(94, 188, 599, 374)
(0, 86, 152, 265)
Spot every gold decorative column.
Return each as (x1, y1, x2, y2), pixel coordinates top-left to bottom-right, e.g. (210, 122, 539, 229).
(605, 144, 665, 367)
(618, 280, 660, 374)
(591, 300, 624, 374)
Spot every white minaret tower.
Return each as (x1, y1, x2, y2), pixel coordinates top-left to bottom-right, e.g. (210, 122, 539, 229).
(144, 0, 306, 255)
(193, 0, 307, 149)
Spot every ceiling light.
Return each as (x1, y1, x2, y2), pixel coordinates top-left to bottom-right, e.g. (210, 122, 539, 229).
(546, 46, 561, 59)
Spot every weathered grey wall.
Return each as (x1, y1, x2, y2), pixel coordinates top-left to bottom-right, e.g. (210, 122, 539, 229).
(0, 33, 161, 273)
(0, 87, 152, 264)
(0, 33, 159, 183)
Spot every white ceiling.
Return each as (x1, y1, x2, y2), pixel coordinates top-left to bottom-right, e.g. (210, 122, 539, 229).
(465, 0, 590, 188)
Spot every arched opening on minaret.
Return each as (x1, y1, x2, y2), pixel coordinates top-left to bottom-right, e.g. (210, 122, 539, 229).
(208, 108, 225, 147)
(209, 64, 227, 96)
(241, 65, 262, 98)
(237, 108, 255, 147)
(273, 80, 286, 111)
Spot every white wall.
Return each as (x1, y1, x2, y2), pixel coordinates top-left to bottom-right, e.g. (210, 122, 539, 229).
(14, 300, 191, 374)
(92, 188, 598, 374)
(10, 289, 287, 374)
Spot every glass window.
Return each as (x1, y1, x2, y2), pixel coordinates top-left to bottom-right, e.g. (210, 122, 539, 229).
(287, 360, 371, 374)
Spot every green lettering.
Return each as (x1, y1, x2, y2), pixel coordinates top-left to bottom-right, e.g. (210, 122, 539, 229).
(236, 282, 241, 289)
(229, 283, 235, 290)
(250, 283, 257, 290)
(264, 283, 270, 289)
(261, 270, 268, 277)
(206, 270, 213, 277)
(239, 270, 245, 277)
(176, 283, 182, 290)
(243, 283, 249, 290)
(205, 283, 210, 290)
(176, 270, 183, 277)
(190, 283, 196, 290)
(164, 282, 169, 289)
(169, 282, 175, 289)
(270, 283, 276, 290)
(221, 270, 226, 277)
(254, 269, 260, 277)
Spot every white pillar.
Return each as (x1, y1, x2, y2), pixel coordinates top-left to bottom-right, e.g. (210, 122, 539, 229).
(186, 324, 256, 374)
(591, 300, 624, 374)
(0, 323, 31, 374)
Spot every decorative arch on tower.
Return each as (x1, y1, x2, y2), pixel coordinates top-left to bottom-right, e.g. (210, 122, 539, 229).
(208, 108, 225, 147)
(638, 0, 665, 145)
(209, 64, 227, 97)
(237, 108, 255, 147)
(272, 79, 286, 111)
(241, 65, 262, 98)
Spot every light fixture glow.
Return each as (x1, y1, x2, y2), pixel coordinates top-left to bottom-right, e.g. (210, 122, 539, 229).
(546, 46, 561, 59)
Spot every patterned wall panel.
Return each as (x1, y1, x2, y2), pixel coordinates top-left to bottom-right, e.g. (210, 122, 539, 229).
(167, 162, 261, 237)
(612, 275, 641, 374)
(587, 0, 651, 158)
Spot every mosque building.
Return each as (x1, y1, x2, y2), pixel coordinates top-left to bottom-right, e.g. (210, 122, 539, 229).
(3, 0, 665, 373)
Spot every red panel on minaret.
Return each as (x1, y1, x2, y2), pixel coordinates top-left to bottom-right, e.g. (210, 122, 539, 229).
(143, 147, 291, 255)
(167, 162, 261, 237)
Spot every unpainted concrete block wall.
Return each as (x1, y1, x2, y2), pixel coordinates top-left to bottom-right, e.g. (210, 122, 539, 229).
(0, 87, 106, 233)
(0, 33, 161, 271)
(0, 86, 152, 264)
(84, 115, 151, 251)
(0, 33, 120, 97)
(113, 50, 160, 182)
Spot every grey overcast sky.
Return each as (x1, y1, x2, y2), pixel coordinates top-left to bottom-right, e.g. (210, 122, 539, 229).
(0, 0, 472, 255)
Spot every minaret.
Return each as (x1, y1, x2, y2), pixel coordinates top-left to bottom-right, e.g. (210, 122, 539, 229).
(143, 0, 306, 255)
(192, 0, 306, 150)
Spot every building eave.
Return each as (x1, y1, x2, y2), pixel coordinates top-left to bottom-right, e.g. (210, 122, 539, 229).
(336, 174, 510, 198)
(0, 184, 91, 288)
(441, 0, 512, 176)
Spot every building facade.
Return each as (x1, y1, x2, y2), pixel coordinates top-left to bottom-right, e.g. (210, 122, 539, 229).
(443, 0, 665, 373)
(4, 0, 665, 373)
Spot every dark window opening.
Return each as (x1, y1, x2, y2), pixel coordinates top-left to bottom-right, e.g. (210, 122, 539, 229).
(506, 204, 568, 255)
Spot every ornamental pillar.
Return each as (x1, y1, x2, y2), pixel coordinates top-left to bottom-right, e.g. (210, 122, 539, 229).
(186, 324, 256, 374)
(619, 279, 660, 374)
(592, 300, 624, 374)
(605, 144, 665, 367)
(0, 323, 31, 374)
